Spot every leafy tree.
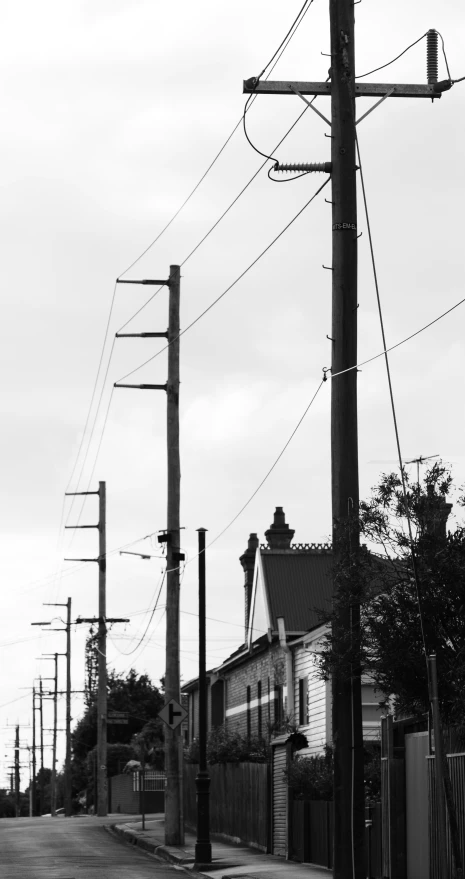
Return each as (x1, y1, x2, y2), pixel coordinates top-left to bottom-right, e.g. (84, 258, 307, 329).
(70, 668, 164, 800)
(319, 462, 465, 735)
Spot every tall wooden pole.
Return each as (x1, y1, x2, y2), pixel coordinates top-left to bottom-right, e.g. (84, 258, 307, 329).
(97, 481, 107, 816)
(50, 653, 58, 816)
(330, 1, 364, 876)
(64, 597, 72, 817)
(39, 677, 44, 815)
(164, 265, 183, 845)
(14, 725, 20, 818)
(32, 687, 36, 816)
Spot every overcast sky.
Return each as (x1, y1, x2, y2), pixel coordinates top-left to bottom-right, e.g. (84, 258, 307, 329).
(1, 0, 464, 786)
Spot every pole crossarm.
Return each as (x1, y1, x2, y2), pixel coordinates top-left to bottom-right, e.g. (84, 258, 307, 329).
(63, 557, 98, 562)
(64, 524, 99, 529)
(243, 79, 441, 99)
(116, 332, 169, 338)
(114, 383, 167, 390)
(116, 278, 170, 286)
(64, 491, 99, 496)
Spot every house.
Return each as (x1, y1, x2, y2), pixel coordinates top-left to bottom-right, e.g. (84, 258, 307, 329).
(183, 507, 385, 750)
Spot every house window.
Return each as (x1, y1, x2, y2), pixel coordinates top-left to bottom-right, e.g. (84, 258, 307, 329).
(274, 685, 283, 727)
(211, 679, 224, 728)
(257, 681, 262, 738)
(246, 686, 251, 739)
(267, 678, 271, 730)
(299, 677, 309, 725)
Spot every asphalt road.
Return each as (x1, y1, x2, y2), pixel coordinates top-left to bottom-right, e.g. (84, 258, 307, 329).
(0, 815, 179, 879)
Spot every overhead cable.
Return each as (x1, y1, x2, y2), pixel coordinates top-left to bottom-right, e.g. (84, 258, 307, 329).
(115, 176, 331, 384)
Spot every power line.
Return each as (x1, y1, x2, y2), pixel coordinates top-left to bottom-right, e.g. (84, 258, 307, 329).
(116, 2, 313, 282)
(356, 32, 428, 79)
(355, 126, 429, 660)
(115, 177, 331, 384)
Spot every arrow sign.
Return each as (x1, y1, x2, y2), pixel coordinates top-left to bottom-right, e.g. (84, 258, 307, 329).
(158, 699, 187, 730)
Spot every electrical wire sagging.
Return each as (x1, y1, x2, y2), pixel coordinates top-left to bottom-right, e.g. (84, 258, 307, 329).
(427, 29, 439, 84)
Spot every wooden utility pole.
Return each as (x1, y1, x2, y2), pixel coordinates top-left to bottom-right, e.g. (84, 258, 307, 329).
(14, 725, 20, 818)
(65, 597, 72, 817)
(243, 9, 448, 877)
(115, 264, 183, 845)
(329, 3, 364, 876)
(51, 653, 58, 817)
(32, 688, 36, 816)
(39, 678, 44, 815)
(165, 264, 183, 845)
(64, 483, 110, 816)
(97, 480, 107, 817)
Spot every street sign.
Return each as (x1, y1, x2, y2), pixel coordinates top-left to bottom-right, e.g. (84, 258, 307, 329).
(108, 711, 129, 725)
(158, 699, 187, 730)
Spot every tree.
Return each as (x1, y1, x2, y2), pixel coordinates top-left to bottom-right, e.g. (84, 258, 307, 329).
(70, 668, 164, 801)
(320, 462, 465, 734)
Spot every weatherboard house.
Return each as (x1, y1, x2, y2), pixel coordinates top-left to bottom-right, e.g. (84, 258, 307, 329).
(182, 507, 383, 751)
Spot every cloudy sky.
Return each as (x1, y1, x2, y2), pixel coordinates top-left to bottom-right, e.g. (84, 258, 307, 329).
(1, 0, 464, 785)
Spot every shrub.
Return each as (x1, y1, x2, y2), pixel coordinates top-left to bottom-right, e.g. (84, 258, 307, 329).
(184, 727, 270, 764)
(285, 742, 381, 802)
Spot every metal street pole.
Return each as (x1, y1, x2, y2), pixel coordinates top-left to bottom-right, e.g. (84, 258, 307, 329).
(195, 528, 211, 864)
(97, 481, 108, 817)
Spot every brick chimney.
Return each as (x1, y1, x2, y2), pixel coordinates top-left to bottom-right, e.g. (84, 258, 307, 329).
(240, 533, 259, 641)
(423, 492, 453, 539)
(265, 507, 295, 549)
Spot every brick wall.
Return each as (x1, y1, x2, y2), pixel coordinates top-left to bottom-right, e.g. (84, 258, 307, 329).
(224, 642, 284, 738)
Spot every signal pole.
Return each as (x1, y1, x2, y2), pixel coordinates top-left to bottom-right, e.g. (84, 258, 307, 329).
(243, 8, 449, 877)
(115, 264, 184, 845)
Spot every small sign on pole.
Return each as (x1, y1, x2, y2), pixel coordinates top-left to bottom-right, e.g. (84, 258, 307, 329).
(108, 711, 129, 725)
(158, 699, 187, 730)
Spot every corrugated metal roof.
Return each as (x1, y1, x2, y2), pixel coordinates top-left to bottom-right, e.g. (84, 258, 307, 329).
(260, 549, 333, 633)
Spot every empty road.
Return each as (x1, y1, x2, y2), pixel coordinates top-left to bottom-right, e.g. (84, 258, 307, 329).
(0, 815, 178, 879)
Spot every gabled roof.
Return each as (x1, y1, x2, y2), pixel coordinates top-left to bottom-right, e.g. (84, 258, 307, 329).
(260, 547, 333, 633)
(260, 546, 333, 633)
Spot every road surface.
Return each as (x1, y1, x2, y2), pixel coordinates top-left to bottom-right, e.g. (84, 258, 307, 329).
(0, 815, 178, 879)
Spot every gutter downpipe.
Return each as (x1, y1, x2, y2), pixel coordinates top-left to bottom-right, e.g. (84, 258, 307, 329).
(277, 617, 294, 721)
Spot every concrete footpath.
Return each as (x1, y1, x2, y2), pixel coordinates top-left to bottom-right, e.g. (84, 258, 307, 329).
(109, 814, 331, 879)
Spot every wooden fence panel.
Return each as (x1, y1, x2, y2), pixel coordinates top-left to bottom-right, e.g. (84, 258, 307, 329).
(183, 762, 270, 851)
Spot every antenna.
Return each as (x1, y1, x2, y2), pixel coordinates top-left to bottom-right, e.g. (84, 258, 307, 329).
(404, 454, 439, 486)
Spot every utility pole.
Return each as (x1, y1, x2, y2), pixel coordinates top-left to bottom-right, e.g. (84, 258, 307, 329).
(14, 725, 20, 818)
(39, 678, 44, 815)
(51, 654, 58, 816)
(40, 598, 73, 816)
(65, 598, 71, 817)
(243, 11, 449, 878)
(115, 264, 184, 845)
(32, 687, 36, 816)
(64, 482, 109, 816)
(97, 481, 107, 817)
